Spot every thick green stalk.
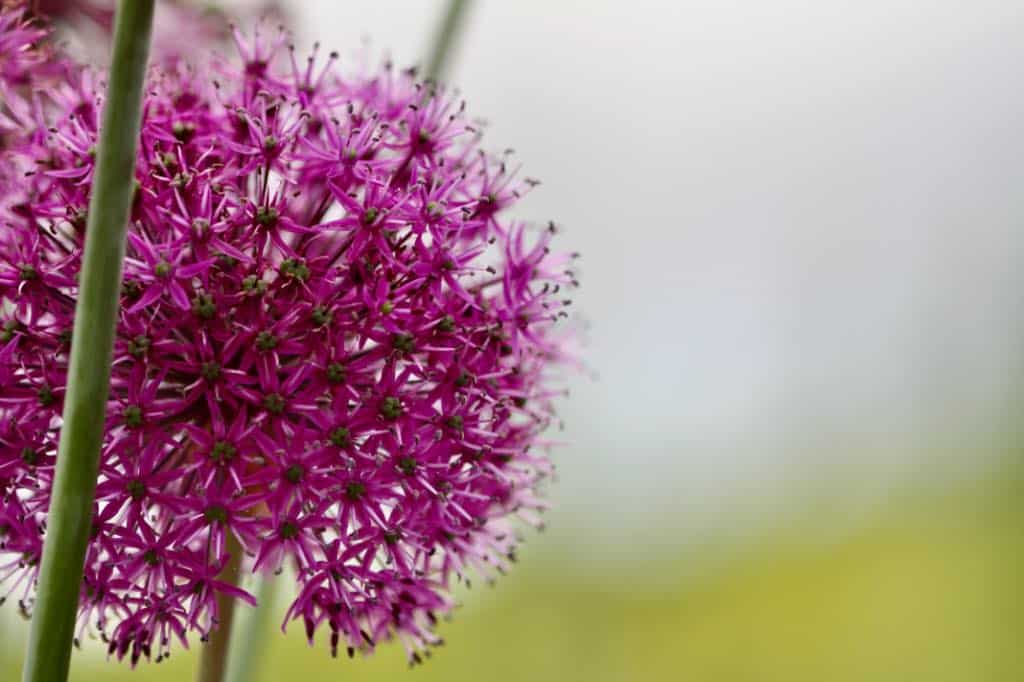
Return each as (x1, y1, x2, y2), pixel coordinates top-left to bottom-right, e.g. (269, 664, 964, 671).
(20, 2, 154, 681)
(424, 0, 473, 81)
(224, 575, 279, 682)
(196, 534, 245, 682)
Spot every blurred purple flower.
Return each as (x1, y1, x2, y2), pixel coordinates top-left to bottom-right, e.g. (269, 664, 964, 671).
(19, 0, 286, 63)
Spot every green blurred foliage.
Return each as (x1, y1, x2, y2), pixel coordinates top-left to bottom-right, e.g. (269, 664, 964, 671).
(2, 472, 1018, 682)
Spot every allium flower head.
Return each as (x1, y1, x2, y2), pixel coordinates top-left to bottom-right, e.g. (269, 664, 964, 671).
(0, 11, 578, 666)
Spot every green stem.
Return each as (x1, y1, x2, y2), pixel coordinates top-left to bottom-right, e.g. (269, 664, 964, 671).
(424, 0, 473, 81)
(196, 533, 245, 682)
(19, 2, 154, 681)
(224, 575, 278, 682)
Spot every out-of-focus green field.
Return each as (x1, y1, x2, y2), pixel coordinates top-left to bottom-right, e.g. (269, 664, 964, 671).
(2, 471, 1019, 682)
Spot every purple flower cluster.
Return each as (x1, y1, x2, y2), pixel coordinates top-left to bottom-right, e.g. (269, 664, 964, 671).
(26, 0, 287, 64)
(0, 5, 577, 666)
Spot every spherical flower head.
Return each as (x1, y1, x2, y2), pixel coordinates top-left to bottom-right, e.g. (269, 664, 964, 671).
(0, 20, 578, 666)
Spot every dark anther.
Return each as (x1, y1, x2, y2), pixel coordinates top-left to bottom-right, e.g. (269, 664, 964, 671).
(326, 362, 346, 384)
(255, 331, 278, 352)
(397, 457, 417, 476)
(204, 506, 228, 524)
(128, 335, 150, 358)
(171, 120, 196, 143)
(125, 480, 146, 501)
(392, 333, 415, 354)
(379, 396, 402, 420)
(242, 275, 267, 295)
(20, 448, 39, 466)
(263, 393, 286, 415)
(437, 315, 456, 333)
(284, 464, 304, 484)
(122, 280, 143, 300)
(18, 264, 37, 281)
(210, 441, 236, 464)
(37, 385, 56, 408)
(345, 481, 366, 501)
(200, 361, 221, 381)
(329, 426, 351, 448)
(254, 205, 279, 228)
(279, 258, 310, 281)
(192, 293, 216, 320)
(311, 306, 332, 326)
(123, 405, 143, 428)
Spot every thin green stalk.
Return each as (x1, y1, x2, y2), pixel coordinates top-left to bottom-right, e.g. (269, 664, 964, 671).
(20, 2, 154, 681)
(224, 575, 279, 682)
(196, 534, 246, 682)
(424, 0, 473, 81)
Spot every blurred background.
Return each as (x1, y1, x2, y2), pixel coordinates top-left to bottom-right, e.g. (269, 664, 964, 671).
(4, 0, 1023, 680)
